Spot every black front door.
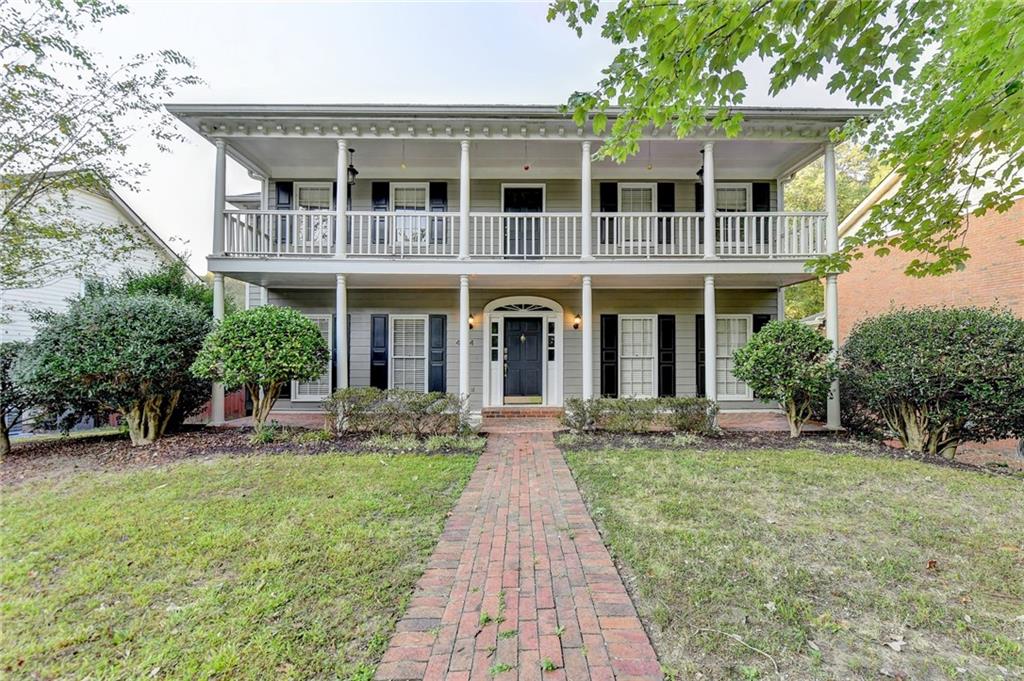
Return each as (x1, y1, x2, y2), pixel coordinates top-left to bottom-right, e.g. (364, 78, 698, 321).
(503, 186, 544, 257)
(504, 317, 543, 401)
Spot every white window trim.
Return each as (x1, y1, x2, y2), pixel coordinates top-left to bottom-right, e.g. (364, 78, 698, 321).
(715, 182, 754, 212)
(291, 313, 333, 402)
(500, 183, 547, 212)
(293, 182, 334, 211)
(716, 313, 754, 401)
(618, 314, 658, 399)
(389, 313, 430, 393)
(390, 182, 430, 212)
(617, 182, 658, 213)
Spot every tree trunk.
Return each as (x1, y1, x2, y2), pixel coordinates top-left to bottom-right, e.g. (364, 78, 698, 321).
(784, 401, 803, 438)
(124, 392, 181, 446)
(1, 428, 10, 457)
(250, 382, 282, 429)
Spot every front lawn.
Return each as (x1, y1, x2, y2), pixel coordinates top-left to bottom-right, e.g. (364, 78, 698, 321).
(565, 447, 1024, 680)
(1, 452, 476, 680)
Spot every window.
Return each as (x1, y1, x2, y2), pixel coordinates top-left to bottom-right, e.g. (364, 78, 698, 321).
(392, 183, 428, 212)
(292, 314, 332, 401)
(619, 315, 657, 398)
(295, 183, 333, 210)
(715, 184, 752, 212)
(391, 183, 430, 249)
(618, 183, 655, 212)
(391, 315, 428, 392)
(716, 315, 753, 399)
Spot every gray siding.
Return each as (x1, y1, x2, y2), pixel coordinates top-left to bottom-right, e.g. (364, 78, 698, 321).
(265, 287, 778, 412)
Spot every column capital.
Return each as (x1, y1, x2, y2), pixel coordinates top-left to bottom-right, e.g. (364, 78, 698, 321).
(460, 139, 471, 151)
(213, 272, 224, 283)
(581, 274, 592, 286)
(703, 274, 715, 286)
(459, 274, 470, 286)
(581, 140, 591, 152)
(703, 140, 714, 151)
(336, 138, 347, 149)
(214, 138, 226, 150)
(336, 273, 347, 285)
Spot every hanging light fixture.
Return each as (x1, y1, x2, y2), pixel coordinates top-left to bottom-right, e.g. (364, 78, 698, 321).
(400, 141, 407, 170)
(646, 141, 653, 171)
(696, 148, 705, 180)
(522, 140, 530, 171)
(346, 148, 359, 187)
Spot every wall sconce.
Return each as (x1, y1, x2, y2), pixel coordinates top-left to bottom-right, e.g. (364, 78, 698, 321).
(468, 316, 475, 329)
(572, 315, 581, 330)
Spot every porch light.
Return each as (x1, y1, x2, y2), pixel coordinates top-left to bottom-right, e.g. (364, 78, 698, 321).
(347, 148, 359, 186)
(573, 315, 581, 330)
(696, 148, 705, 179)
(468, 316, 475, 329)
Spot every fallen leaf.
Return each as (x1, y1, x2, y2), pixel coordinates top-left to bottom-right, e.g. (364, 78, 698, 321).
(884, 637, 906, 652)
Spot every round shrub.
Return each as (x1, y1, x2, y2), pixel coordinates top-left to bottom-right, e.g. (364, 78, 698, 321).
(841, 307, 1024, 458)
(733, 319, 837, 437)
(15, 294, 212, 446)
(191, 306, 330, 428)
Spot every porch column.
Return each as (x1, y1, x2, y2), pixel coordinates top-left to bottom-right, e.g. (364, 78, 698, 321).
(335, 140, 348, 258)
(580, 141, 593, 259)
(212, 139, 226, 256)
(702, 142, 716, 259)
(777, 286, 786, 320)
(211, 273, 225, 424)
(776, 176, 786, 211)
(823, 141, 841, 429)
(703, 275, 717, 403)
(336, 274, 348, 389)
(581, 275, 594, 399)
(459, 140, 470, 260)
(458, 275, 470, 402)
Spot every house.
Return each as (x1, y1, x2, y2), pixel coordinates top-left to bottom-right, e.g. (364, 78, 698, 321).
(1, 184, 197, 343)
(838, 173, 1024, 340)
(167, 104, 863, 426)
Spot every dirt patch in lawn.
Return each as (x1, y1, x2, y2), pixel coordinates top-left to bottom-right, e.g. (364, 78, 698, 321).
(2, 426, 485, 487)
(554, 430, 1024, 476)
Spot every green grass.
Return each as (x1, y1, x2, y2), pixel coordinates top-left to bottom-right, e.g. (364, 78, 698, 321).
(1, 453, 476, 680)
(565, 448, 1024, 680)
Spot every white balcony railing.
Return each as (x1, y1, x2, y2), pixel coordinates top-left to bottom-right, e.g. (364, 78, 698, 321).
(219, 210, 828, 260)
(348, 211, 458, 257)
(470, 213, 582, 258)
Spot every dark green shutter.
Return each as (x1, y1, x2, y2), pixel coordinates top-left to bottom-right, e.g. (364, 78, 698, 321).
(600, 314, 618, 398)
(371, 182, 389, 244)
(753, 314, 772, 333)
(656, 182, 675, 245)
(275, 181, 293, 209)
(752, 182, 772, 245)
(657, 314, 676, 397)
(428, 182, 448, 245)
(695, 314, 705, 397)
(598, 182, 617, 244)
(370, 314, 388, 390)
(428, 314, 446, 393)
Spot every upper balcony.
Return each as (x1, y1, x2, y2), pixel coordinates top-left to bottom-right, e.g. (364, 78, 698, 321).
(168, 104, 858, 267)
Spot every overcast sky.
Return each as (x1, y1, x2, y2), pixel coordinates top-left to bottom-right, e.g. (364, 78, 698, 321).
(90, 1, 852, 273)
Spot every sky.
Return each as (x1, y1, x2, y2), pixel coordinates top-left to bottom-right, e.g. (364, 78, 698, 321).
(87, 0, 853, 273)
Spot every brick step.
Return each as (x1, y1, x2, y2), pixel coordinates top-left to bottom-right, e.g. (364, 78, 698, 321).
(481, 406, 564, 419)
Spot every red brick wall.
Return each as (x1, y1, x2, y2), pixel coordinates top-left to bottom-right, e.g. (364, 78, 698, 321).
(838, 198, 1024, 341)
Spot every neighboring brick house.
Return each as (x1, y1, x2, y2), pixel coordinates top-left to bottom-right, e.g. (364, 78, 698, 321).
(838, 173, 1024, 340)
(837, 174, 1024, 456)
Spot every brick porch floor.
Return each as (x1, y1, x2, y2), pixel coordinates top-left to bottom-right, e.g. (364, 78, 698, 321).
(374, 425, 663, 681)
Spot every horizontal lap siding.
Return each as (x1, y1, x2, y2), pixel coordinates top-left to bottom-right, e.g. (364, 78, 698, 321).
(265, 287, 777, 412)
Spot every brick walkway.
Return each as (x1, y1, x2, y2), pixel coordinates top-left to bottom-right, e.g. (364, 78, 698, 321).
(375, 427, 662, 681)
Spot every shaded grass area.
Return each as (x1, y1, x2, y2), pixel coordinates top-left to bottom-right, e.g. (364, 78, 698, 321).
(565, 448, 1024, 680)
(1, 453, 476, 680)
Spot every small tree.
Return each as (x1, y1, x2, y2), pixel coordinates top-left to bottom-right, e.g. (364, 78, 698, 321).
(1, 342, 30, 455)
(841, 307, 1024, 458)
(15, 295, 211, 445)
(191, 306, 330, 428)
(733, 320, 837, 437)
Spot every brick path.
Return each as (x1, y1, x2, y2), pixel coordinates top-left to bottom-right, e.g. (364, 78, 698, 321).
(375, 427, 663, 681)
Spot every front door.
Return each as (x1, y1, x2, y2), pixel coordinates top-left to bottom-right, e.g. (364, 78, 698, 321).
(503, 186, 544, 257)
(504, 317, 543, 403)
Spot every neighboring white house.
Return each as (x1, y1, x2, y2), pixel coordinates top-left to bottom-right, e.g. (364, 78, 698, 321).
(169, 103, 863, 427)
(1, 185, 196, 343)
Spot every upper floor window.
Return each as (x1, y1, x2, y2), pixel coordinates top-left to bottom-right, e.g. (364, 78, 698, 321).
(716, 183, 753, 212)
(392, 183, 429, 212)
(619, 183, 655, 212)
(295, 183, 332, 210)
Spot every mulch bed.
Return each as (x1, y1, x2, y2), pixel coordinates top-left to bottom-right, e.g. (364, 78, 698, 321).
(556, 430, 1024, 477)
(2, 426, 483, 487)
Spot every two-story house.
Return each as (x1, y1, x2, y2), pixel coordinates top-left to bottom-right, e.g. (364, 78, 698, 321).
(168, 104, 856, 427)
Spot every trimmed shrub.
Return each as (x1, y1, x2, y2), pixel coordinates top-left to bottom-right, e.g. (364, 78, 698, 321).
(599, 397, 660, 433)
(324, 386, 468, 436)
(561, 396, 719, 436)
(1, 341, 30, 456)
(733, 320, 837, 437)
(15, 294, 211, 446)
(661, 397, 720, 436)
(841, 307, 1024, 458)
(191, 306, 330, 429)
(561, 397, 603, 434)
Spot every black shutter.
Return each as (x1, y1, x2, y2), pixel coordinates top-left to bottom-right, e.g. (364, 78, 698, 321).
(657, 182, 675, 245)
(657, 314, 676, 397)
(599, 182, 617, 244)
(331, 181, 338, 209)
(347, 313, 351, 386)
(695, 314, 705, 398)
(752, 182, 771, 212)
(753, 314, 772, 334)
(370, 314, 388, 390)
(428, 182, 448, 245)
(275, 181, 293, 209)
(371, 182, 389, 244)
(695, 183, 705, 245)
(600, 314, 618, 398)
(428, 314, 447, 393)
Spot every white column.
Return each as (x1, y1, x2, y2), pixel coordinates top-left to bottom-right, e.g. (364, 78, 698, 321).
(212, 139, 226, 256)
(458, 275, 470, 402)
(702, 142, 716, 259)
(823, 141, 841, 429)
(336, 274, 348, 390)
(335, 140, 348, 258)
(580, 141, 593, 259)
(211, 273, 225, 425)
(581, 275, 594, 399)
(703, 275, 717, 403)
(777, 287, 786, 320)
(459, 140, 471, 260)
(260, 177, 269, 210)
(776, 176, 786, 211)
